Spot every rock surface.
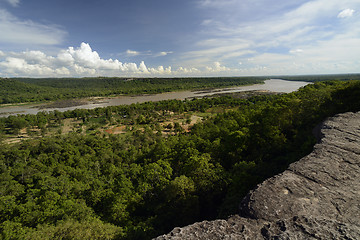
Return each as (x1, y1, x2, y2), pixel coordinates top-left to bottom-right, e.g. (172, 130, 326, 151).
(155, 112, 360, 239)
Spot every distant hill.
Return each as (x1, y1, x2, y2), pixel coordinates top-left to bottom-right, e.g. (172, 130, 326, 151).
(0, 78, 55, 104)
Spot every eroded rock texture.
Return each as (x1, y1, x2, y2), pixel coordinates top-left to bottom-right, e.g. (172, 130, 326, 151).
(155, 112, 360, 239)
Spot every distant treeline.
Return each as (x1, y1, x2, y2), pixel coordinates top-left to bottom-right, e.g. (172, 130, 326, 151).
(276, 73, 360, 82)
(1, 80, 360, 239)
(0, 77, 265, 104)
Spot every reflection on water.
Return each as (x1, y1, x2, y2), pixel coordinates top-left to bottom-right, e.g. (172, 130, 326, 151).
(0, 79, 310, 117)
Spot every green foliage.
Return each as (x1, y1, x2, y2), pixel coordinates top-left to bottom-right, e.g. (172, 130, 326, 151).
(275, 73, 360, 82)
(0, 77, 265, 104)
(15, 219, 123, 240)
(1, 80, 360, 239)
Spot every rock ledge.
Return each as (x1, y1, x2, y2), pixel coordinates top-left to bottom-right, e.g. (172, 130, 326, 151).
(155, 112, 360, 239)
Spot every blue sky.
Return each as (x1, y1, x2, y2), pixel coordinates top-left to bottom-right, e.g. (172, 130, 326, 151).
(0, 0, 359, 77)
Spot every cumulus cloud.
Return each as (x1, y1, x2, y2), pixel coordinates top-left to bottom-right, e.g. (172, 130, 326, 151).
(337, 9, 355, 18)
(148, 66, 172, 75)
(0, 57, 64, 76)
(176, 67, 200, 74)
(61, 43, 144, 72)
(57, 50, 75, 66)
(0, 42, 232, 77)
(139, 61, 149, 73)
(66, 43, 109, 69)
(0, 43, 145, 77)
(205, 62, 230, 72)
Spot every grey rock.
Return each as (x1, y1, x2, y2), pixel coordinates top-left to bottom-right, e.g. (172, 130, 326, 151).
(155, 112, 360, 239)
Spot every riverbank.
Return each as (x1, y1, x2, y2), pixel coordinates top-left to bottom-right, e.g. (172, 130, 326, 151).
(0, 77, 266, 105)
(38, 99, 90, 109)
(0, 79, 310, 117)
(203, 90, 279, 99)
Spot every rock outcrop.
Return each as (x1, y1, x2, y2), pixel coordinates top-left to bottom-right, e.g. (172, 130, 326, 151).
(155, 112, 360, 239)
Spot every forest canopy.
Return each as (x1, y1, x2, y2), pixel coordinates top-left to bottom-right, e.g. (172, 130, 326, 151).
(1, 79, 360, 239)
(0, 77, 265, 104)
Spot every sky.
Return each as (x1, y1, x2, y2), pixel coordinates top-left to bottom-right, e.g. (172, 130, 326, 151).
(0, 0, 359, 77)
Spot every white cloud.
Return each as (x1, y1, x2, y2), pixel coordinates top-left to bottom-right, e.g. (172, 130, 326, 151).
(63, 43, 142, 71)
(0, 57, 63, 76)
(155, 51, 173, 57)
(126, 50, 172, 58)
(5, 0, 20, 7)
(234, 32, 360, 75)
(338, 8, 355, 18)
(183, 41, 252, 64)
(22, 50, 54, 65)
(148, 66, 172, 75)
(183, 0, 360, 75)
(139, 61, 149, 73)
(57, 50, 75, 66)
(55, 67, 70, 75)
(205, 62, 230, 72)
(72, 64, 96, 75)
(0, 42, 235, 77)
(0, 8, 66, 46)
(159, 51, 171, 56)
(67, 43, 103, 68)
(176, 67, 200, 74)
(1, 0, 359, 77)
(201, 19, 214, 26)
(289, 49, 304, 54)
(126, 49, 140, 57)
(0, 43, 145, 77)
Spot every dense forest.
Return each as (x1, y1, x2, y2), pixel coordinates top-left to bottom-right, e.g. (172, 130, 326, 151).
(1, 79, 360, 239)
(0, 77, 265, 104)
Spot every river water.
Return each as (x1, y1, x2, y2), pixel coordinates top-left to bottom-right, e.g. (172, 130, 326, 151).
(0, 79, 310, 117)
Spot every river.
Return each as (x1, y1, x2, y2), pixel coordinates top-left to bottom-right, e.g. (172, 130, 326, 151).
(0, 79, 310, 117)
